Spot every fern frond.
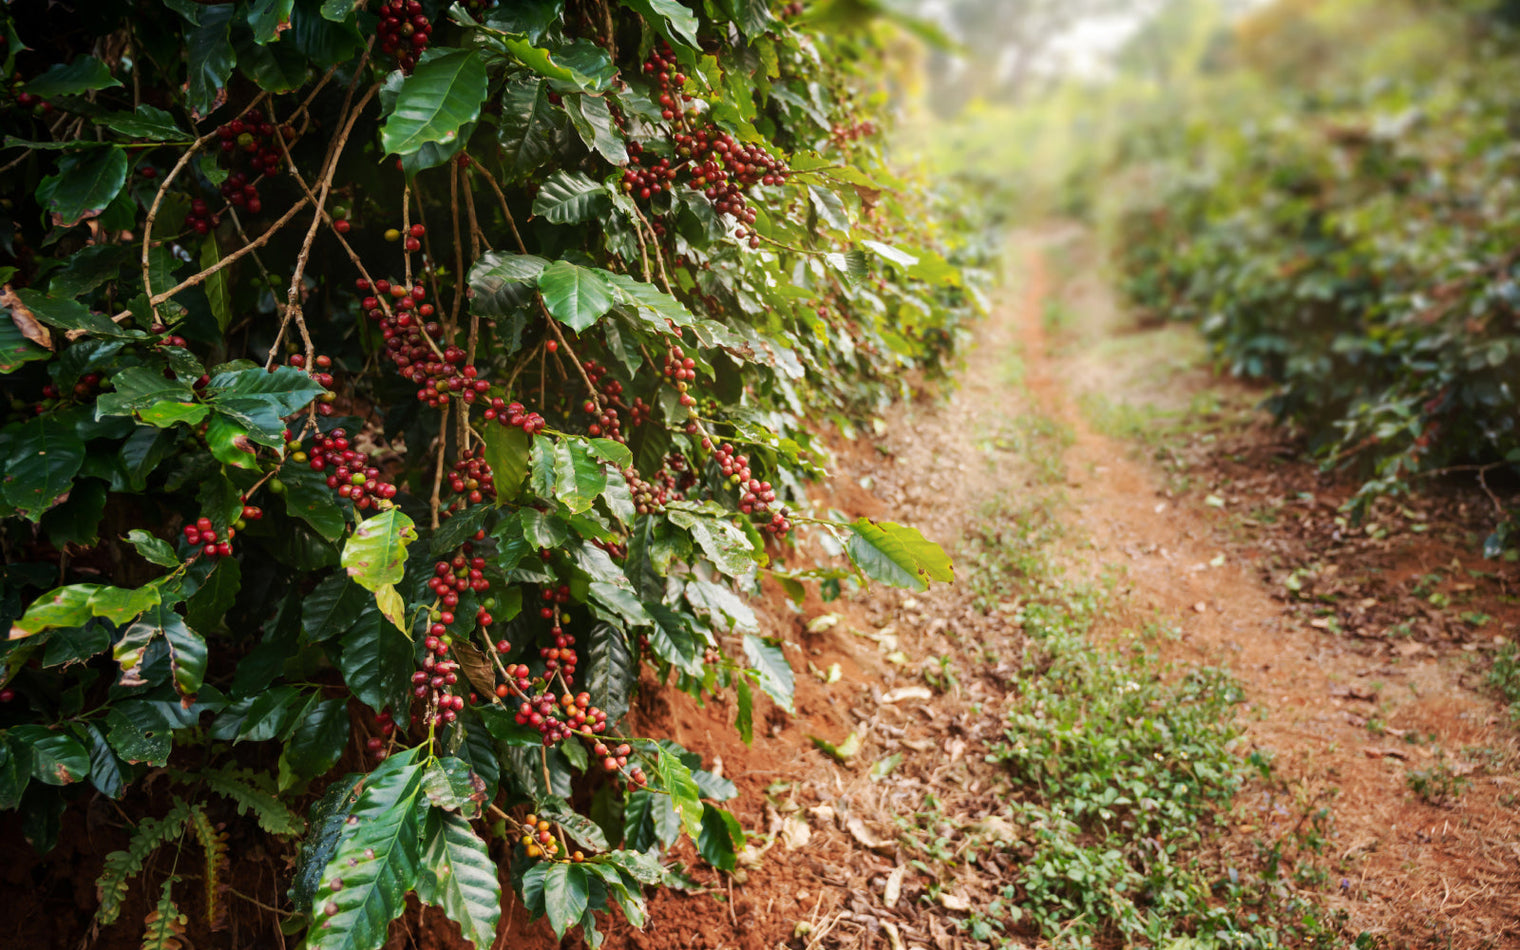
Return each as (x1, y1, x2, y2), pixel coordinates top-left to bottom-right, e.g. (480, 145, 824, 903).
(197, 766, 304, 836)
(140, 878, 188, 950)
(188, 804, 231, 931)
(94, 798, 194, 927)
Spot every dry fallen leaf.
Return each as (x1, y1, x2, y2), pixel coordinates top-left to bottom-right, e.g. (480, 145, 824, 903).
(782, 815, 811, 850)
(938, 892, 971, 911)
(807, 613, 840, 633)
(880, 685, 933, 704)
(883, 865, 905, 907)
(2, 285, 52, 349)
(845, 816, 889, 852)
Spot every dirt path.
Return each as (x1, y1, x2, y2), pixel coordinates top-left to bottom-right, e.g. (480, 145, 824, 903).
(1017, 229, 1520, 948)
(568, 228, 1520, 950)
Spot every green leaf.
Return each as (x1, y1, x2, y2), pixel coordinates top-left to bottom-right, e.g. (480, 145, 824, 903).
(666, 503, 761, 576)
(531, 171, 608, 225)
(185, 557, 241, 631)
(0, 735, 32, 808)
(83, 722, 124, 799)
(604, 272, 696, 329)
(342, 509, 418, 592)
(186, 5, 238, 118)
(563, 93, 627, 164)
(207, 364, 326, 417)
(584, 622, 634, 723)
(810, 731, 861, 763)
(201, 766, 304, 835)
(845, 519, 954, 592)
(468, 250, 549, 315)
(623, 0, 701, 48)
(734, 676, 753, 744)
(535, 797, 610, 852)
(302, 573, 369, 641)
(138, 402, 210, 428)
(380, 48, 489, 157)
(289, 773, 363, 913)
(742, 634, 794, 714)
(99, 105, 189, 141)
(16, 727, 90, 786)
(283, 469, 347, 541)
(2, 415, 85, 521)
(529, 436, 558, 500)
(105, 702, 173, 766)
(205, 412, 260, 470)
(337, 609, 413, 717)
(0, 312, 48, 373)
(654, 746, 704, 841)
(126, 530, 180, 569)
(10, 583, 159, 639)
(201, 235, 233, 332)
(279, 696, 349, 785)
(552, 438, 607, 513)
(698, 804, 743, 871)
(308, 749, 426, 950)
(538, 262, 616, 333)
(95, 365, 196, 417)
(248, 0, 297, 43)
(481, 424, 531, 503)
(497, 75, 559, 179)
(417, 809, 502, 950)
(430, 504, 492, 556)
(539, 863, 589, 939)
(24, 58, 122, 97)
(422, 757, 488, 819)
(116, 604, 207, 701)
(860, 239, 918, 269)
(11, 287, 143, 341)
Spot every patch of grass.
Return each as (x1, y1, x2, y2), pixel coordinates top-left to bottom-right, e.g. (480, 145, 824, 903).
(1405, 756, 1469, 805)
(1486, 642, 1520, 722)
(955, 488, 1352, 948)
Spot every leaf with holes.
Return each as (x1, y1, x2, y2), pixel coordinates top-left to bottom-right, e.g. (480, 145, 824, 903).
(115, 604, 207, 702)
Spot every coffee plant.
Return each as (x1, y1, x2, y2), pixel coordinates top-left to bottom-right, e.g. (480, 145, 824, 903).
(1105, 15, 1520, 551)
(0, 1, 972, 947)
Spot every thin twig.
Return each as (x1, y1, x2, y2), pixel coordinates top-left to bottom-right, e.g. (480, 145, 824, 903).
(430, 431, 447, 529)
(151, 195, 311, 305)
(472, 163, 528, 254)
(449, 162, 466, 328)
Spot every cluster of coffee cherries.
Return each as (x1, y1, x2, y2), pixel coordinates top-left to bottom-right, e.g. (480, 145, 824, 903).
(377, 0, 432, 73)
(831, 118, 879, 147)
(183, 516, 234, 558)
(287, 352, 339, 415)
(664, 344, 698, 409)
(183, 198, 220, 236)
(357, 277, 478, 408)
(711, 441, 792, 536)
(580, 360, 625, 440)
(518, 813, 562, 860)
(623, 462, 687, 516)
(445, 449, 495, 505)
(13, 91, 52, 115)
(294, 427, 399, 511)
(363, 709, 396, 760)
(641, 41, 690, 119)
(482, 399, 548, 434)
(536, 584, 578, 678)
(411, 650, 464, 728)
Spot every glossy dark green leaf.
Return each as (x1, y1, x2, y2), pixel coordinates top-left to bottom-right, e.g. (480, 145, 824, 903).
(654, 745, 703, 840)
(380, 48, 489, 157)
(288, 772, 363, 912)
(24, 57, 121, 97)
(307, 749, 425, 950)
(185, 557, 241, 631)
(282, 469, 347, 541)
(279, 696, 349, 786)
(562, 93, 627, 164)
(538, 261, 615, 332)
(100, 105, 189, 141)
(468, 250, 549, 315)
(12, 725, 90, 786)
(416, 809, 501, 950)
(126, 530, 180, 569)
(0, 735, 33, 809)
(115, 604, 207, 700)
(83, 722, 124, 799)
(40, 478, 107, 547)
(531, 171, 607, 225)
(480, 424, 531, 503)
(247, 0, 296, 43)
(185, 4, 237, 118)
(2, 415, 85, 520)
(337, 608, 412, 716)
(539, 863, 589, 939)
(623, 0, 700, 48)
(497, 75, 560, 178)
(95, 365, 196, 417)
(584, 622, 634, 724)
(698, 804, 743, 870)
